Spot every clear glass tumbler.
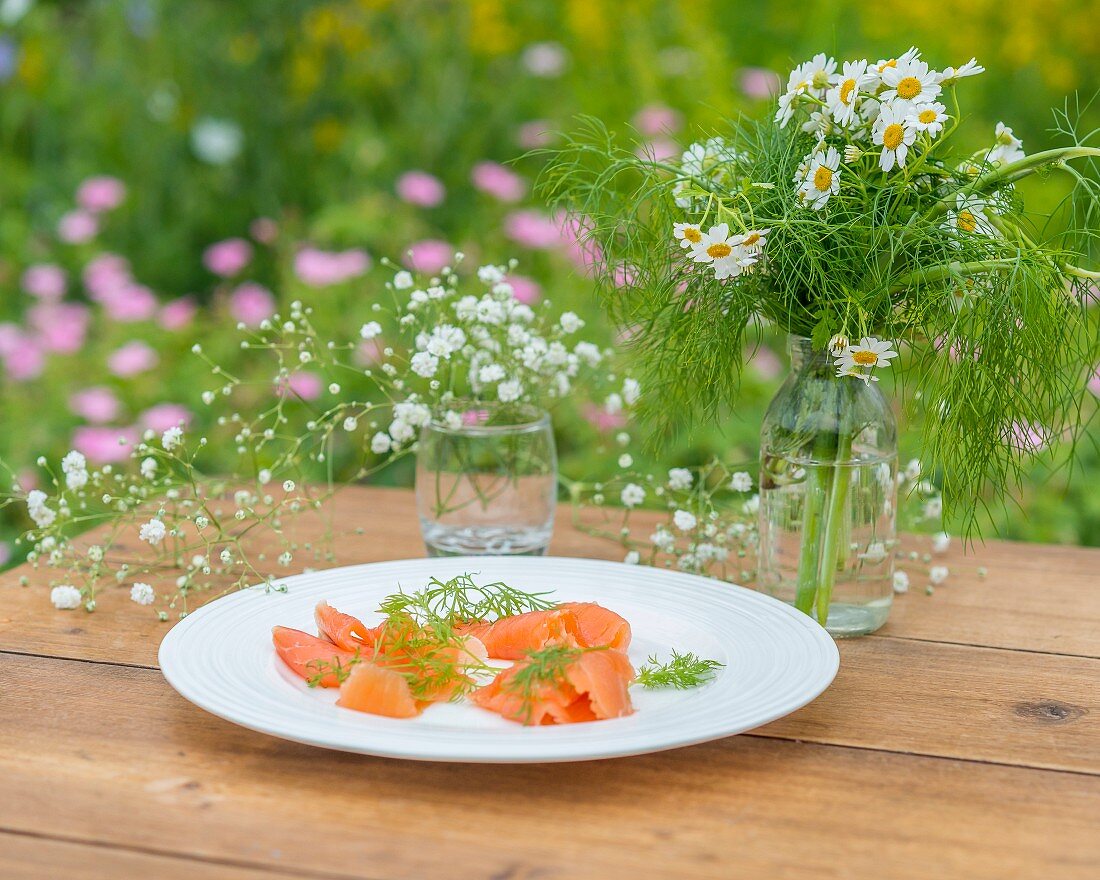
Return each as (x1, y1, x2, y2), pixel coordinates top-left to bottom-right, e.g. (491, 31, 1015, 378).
(415, 403, 557, 556)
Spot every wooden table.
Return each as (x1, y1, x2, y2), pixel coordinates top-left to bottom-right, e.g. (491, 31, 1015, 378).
(2, 486, 1097, 879)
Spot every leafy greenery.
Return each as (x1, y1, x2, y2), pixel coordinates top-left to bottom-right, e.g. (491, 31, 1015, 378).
(539, 81, 1100, 537)
(636, 650, 724, 689)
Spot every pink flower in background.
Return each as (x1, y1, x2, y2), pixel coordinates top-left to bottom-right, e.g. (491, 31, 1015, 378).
(58, 210, 98, 244)
(611, 264, 637, 288)
(748, 344, 783, 380)
(555, 211, 604, 271)
(582, 403, 626, 433)
(99, 284, 158, 322)
(69, 387, 122, 424)
(739, 67, 781, 99)
(293, 247, 371, 287)
(1, 334, 45, 382)
(505, 274, 541, 305)
(516, 120, 554, 148)
(1087, 366, 1100, 397)
(522, 42, 568, 78)
(402, 239, 454, 275)
(138, 403, 192, 433)
(250, 217, 278, 244)
(396, 171, 445, 207)
(83, 253, 131, 299)
(504, 210, 561, 250)
(229, 282, 276, 326)
(355, 339, 384, 365)
(72, 425, 139, 465)
(1010, 421, 1050, 452)
(21, 264, 66, 299)
(615, 324, 641, 345)
(0, 542, 10, 566)
(76, 176, 126, 213)
(28, 302, 90, 353)
(0, 323, 20, 357)
(107, 341, 158, 377)
(462, 409, 491, 426)
(158, 296, 197, 330)
(633, 104, 682, 136)
(203, 238, 253, 277)
(471, 162, 526, 202)
(635, 139, 680, 163)
(276, 371, 323, 401)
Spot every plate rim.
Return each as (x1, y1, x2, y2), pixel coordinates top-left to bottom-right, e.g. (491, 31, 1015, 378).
(158, 555, 840, 763)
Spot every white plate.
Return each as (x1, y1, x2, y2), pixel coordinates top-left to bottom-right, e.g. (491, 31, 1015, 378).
(159, 556, 838, 763)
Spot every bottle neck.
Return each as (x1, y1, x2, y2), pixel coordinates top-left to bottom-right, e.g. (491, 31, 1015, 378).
(787, 335, 831, 372)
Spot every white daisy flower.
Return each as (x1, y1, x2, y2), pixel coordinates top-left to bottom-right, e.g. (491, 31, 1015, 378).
(775, 54, 837, 127)
(906, 101, 948, 137)
(825, 59, 870, 127)
(937, 58, 984, 85)
(865, 46, 921, 88)
(800, 109, 833, 138)
(673, 222, 704, 249)
(880, 56, 941, 107)
(872, 103, 917, 172)
(737, 228, 770, 254)
(945, 193, 996, 237)
(799, 146, 842, 210)
(833, 337, 899, 384)
(690, 223, 736, 264)
(985, 122, 1025, 167)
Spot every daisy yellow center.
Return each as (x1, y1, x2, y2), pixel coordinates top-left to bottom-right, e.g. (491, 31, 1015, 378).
(839, 79, 857, 105)
(683, 227, 702, 243)
(852, 350, 879, 366)
(919, 109, 937, 124)
(878, 59, 897, 72)
(813, 166, 833, 191)
(706, 242, 733, 259)
(882, 123, 905, 150)
(957, 210, 977, 232)
(896, 76, 922, 100)
(743, 233, 761, 246)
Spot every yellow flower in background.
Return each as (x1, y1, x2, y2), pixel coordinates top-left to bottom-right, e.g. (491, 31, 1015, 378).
(469, 0, 516, 56)
(17, 40, 46, 93)
(312, 118, 346, 154)
(228, 33, 260, 66)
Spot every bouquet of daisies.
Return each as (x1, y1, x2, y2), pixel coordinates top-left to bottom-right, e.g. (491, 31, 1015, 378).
(540, 48, 1100, 531)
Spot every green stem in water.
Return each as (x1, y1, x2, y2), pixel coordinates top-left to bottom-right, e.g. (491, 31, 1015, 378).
(814, 429, 854, 626)
(794, 430, 836, 615)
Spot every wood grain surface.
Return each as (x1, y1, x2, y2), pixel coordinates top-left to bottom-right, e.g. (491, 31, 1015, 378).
(1, 485, 1097, 879)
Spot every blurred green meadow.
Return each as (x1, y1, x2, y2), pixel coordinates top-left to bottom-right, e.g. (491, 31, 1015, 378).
(1, 0, 1098, 562)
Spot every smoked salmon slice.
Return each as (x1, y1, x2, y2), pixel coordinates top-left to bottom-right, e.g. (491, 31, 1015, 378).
(456, 609, 581, 660)
(314, 601, 382, 651)
(471, 648, 635, 725)
(336, 661, 421, 718)
(557, 602, 631, 651)
(272, 625, 358, 688)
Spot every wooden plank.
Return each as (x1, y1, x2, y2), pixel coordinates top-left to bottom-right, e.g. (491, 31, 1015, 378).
(2, 487, 1098, 669)
(0, 831, 325, 880)
(759, 638, 1099, 773)
(1, 654, 1096, 880)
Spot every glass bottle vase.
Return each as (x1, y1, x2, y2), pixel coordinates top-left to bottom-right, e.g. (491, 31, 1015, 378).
(757, 336, 897, 636)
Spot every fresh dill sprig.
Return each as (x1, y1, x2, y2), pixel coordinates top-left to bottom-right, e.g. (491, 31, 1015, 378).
(305, 651, 362, 688)
(378, 573, 555, 626)
(636, 651, 723, 689)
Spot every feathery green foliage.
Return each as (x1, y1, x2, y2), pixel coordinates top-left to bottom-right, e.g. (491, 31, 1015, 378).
(537, 66, 1100, 536)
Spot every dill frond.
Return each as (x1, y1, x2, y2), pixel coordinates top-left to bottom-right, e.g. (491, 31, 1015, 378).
(636, 650, 723, 689)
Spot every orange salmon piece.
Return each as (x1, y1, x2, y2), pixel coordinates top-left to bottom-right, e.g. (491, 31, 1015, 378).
(557, 602, 631, 651)
(456, 609, 581, 660)
(471, 648, 635, 725)
(314, 601, 382, 651)
(336, 661, 421, 718)
(272, 625, 358, 688)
